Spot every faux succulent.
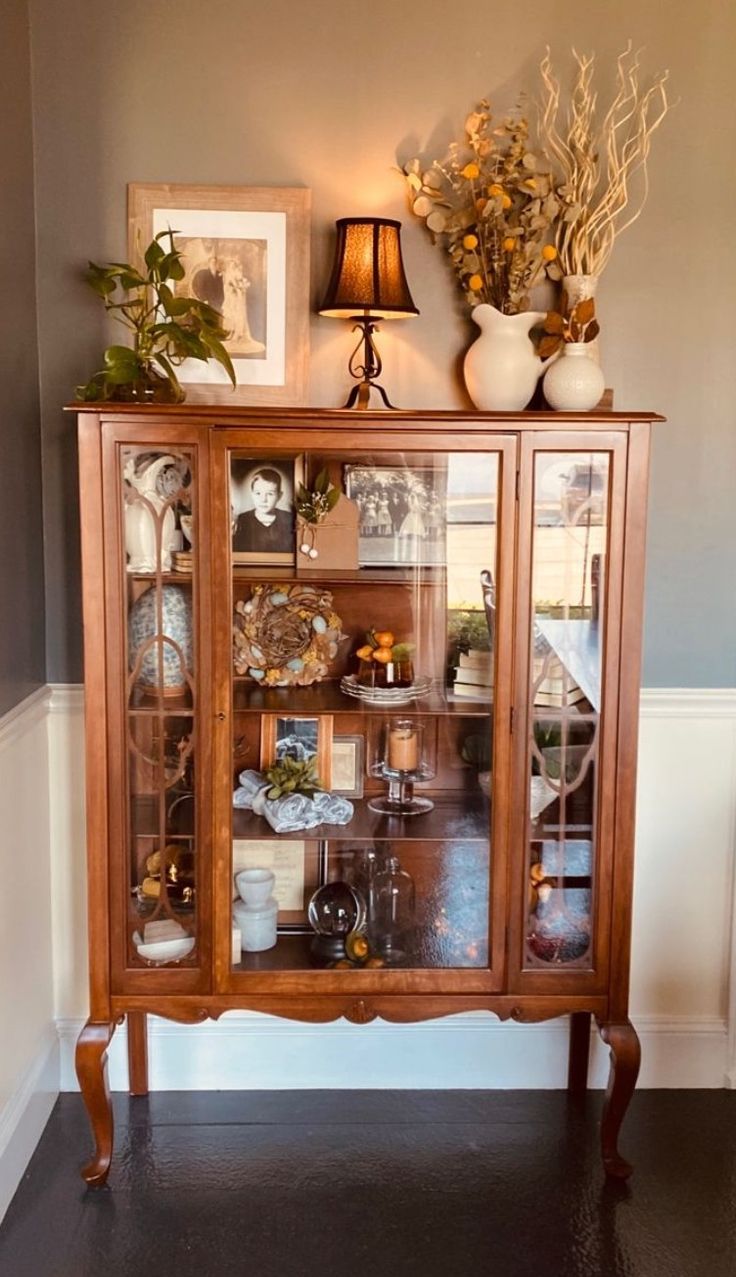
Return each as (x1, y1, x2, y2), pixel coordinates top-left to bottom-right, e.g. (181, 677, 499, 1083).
(77, 228, 236, 403)
(265, 755, 320, 801)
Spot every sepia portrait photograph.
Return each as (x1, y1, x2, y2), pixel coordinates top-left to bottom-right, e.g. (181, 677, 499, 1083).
(178, 235, 267, 359)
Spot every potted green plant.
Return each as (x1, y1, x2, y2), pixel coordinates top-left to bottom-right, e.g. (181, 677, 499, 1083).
(77, 229, 236, 403)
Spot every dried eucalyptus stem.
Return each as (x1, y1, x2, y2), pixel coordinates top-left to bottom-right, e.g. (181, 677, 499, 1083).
(538, 43, 670, 276)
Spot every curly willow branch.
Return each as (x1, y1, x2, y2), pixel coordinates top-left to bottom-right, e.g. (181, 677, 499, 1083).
(538, 44, 670, 276)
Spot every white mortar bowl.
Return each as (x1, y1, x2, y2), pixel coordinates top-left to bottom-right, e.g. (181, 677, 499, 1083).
(236, 867, 276, 907)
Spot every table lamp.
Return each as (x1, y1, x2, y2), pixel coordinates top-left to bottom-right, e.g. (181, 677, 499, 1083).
(319, 217, 418, 409)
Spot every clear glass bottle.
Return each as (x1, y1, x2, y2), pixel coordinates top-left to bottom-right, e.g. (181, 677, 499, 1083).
(372, 855, 416, 963)
(349, 847, 384, 948)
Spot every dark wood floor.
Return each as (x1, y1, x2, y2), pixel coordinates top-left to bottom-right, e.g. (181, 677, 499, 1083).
(1, 1090, 735, 1276)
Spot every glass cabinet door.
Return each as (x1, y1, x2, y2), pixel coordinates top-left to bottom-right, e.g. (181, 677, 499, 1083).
(516, 437, 625, 986)
(213, 434, 515, 993)
(105, 435, 209, 987)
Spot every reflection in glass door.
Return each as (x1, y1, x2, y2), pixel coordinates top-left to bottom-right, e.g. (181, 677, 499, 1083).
(226, 446, 504, 978)
(525, 451, 610, 968)
(122, 446, 199, 969)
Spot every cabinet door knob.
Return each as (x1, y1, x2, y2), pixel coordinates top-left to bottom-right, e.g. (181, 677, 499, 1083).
(215, 711, 227, 722)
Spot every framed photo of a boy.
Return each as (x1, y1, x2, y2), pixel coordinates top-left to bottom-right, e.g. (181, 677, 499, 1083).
(230, 455, 304, 565)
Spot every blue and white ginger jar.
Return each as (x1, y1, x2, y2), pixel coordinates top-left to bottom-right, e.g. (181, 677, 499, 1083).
(128, 585, 193, 694)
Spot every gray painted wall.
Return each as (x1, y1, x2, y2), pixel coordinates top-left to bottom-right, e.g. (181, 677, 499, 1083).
(28, 0, 736, 687)
(0, 0, 45, 716)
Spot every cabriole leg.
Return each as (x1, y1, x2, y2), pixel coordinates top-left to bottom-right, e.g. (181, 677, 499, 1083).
(75, 1019, 116, 1187)
(597, 1019, 641, 1179)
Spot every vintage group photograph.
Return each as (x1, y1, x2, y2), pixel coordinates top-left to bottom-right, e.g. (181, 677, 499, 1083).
(345, 465, 447, 567)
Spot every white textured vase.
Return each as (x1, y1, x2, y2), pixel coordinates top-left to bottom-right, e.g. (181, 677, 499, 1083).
(464, 305, 550, 411)
(562, 273, 599, 308)
(562, 273, 600, 365)
(542, 343, 605, 412)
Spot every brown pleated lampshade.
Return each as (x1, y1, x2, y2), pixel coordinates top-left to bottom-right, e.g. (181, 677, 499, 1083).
(319, 218, 419, 320)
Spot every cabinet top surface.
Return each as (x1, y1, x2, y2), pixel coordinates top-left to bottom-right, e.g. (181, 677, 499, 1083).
(69, 403, 664, 429)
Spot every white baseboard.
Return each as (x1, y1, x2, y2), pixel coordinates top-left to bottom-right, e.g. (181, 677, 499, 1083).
(0, 1027, 59, 1224)
(56, 1012, 727, 1093)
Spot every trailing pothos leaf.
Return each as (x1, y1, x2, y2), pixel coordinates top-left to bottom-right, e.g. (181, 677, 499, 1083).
(295, 469, 341, 525)
(538, 293, 600, 358)
(76, 228, 236, 403)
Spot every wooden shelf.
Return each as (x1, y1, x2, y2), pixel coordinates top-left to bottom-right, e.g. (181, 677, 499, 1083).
(128, 682, 492, 716)
(232, 795, 489, 843)
(232, 680, 492, 716)
(128, 688, 194, 713)
(234, 566, 446, 586)
(531, 706, 597, 723)
(234, 929, 488, 973)
(127, 572, 194, 584)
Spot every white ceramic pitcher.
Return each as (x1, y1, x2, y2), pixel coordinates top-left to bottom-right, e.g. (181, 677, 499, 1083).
(464, 305, 552, 411)
(124, 453, 177, 573)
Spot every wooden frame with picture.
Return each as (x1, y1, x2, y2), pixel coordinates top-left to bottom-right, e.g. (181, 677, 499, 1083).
(344, 463, 447, 568)
(330, 734, 365, 798)
(230, 452, 304, 566)
(232, 839, 326, 933)
(259, 714, 334, 789)
(128, 183, 310, 405)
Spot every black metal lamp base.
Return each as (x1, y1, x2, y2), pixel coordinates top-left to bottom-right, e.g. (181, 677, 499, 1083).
(342, 316, 398, 410)
(343, 379, 397, 410)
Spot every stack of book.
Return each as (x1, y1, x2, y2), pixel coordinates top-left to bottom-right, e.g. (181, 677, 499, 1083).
(533, 656, 586, 708)
(452, 648, 493, 699)
(172, 550, 193, 574)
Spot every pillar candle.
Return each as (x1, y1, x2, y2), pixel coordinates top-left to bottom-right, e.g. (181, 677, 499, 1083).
(388, 723, 418, 772)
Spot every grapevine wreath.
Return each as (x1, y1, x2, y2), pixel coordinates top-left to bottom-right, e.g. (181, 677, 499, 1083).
(233, 583, 346, 686)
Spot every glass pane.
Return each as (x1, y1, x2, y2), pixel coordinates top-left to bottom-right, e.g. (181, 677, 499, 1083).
(229, 450, 499, 972)
(123, 447, 198, 968)
(525, 451, 609, 968)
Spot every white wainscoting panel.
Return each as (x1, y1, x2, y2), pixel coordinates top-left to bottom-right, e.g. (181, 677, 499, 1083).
(46, 686, 736, 1090)
(0, 1027, 58, 1223)
(0, 688, 57, 1222)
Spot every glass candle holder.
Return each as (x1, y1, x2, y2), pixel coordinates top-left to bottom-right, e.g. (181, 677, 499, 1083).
(367, 716, 437, 816)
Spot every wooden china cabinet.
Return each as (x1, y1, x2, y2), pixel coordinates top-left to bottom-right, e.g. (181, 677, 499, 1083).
(73, 404, 661, 1185)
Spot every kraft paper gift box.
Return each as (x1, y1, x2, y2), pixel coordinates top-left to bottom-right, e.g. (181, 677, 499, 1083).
(297, 494, 359, 571)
